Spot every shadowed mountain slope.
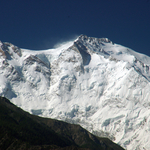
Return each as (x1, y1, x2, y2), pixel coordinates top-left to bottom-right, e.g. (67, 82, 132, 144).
(0, 96, 124, 150)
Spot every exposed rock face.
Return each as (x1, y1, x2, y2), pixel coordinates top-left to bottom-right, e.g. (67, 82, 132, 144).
(0, 41, 22, 59)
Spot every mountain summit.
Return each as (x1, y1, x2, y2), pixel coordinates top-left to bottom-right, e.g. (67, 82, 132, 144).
(0, 35, 150, 150)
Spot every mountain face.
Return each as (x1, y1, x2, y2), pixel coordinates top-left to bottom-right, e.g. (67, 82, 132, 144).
(0, 35, 150, 150)
(0, 96, 124, 150)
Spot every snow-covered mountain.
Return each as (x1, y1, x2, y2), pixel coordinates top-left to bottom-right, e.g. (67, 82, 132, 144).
(0, 35, 150, 150)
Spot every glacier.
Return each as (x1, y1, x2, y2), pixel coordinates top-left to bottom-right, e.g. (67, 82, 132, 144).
(0, 35, 150, 149)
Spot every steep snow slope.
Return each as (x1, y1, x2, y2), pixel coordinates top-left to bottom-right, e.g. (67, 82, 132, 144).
(0, 35, 150, 150)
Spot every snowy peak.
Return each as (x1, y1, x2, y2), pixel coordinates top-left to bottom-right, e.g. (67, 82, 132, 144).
(73, 35, 150, 81)
(75, 35, 112, 56)
(77, 34, 113, 45)
(76, 35, 150, 65)
(1, 35, 150, 150)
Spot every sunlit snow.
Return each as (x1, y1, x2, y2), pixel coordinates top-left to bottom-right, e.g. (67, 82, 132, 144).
(0, 35, 150, 150)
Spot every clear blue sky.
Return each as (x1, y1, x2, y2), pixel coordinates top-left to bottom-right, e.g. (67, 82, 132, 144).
(0, 0, 150, 56)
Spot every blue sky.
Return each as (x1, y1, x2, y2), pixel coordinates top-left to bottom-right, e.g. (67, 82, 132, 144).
(0, 0, 150, 56)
